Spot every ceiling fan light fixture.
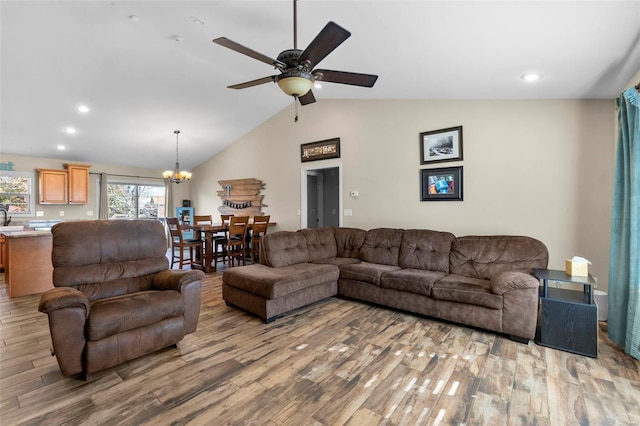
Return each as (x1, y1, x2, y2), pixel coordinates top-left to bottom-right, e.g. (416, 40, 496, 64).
(277, 69, 314, 97)
(277, 76, 313, 97)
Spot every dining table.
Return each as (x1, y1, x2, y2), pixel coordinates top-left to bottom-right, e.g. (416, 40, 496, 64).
(182, 221, 276, 273)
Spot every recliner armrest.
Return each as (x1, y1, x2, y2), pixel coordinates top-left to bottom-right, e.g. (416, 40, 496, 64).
(39, 287, 90, 317)
(491, 271, 539, 295)
(153, 269, 205, 292)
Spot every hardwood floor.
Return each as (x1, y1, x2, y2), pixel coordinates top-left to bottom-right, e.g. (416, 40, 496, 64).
(1, 272, 639, 425)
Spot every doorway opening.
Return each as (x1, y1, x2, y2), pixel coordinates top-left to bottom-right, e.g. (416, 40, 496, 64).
(300, 164, 342, 229)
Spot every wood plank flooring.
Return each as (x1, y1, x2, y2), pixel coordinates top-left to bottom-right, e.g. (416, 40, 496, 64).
(1, 272, 639, 425)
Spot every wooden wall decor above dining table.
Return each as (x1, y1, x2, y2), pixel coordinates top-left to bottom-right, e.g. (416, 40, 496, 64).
(217, 178, 266, 216)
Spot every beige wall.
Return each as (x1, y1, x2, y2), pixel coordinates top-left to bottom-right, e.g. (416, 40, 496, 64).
(191, 99, 616, 291)
(0, 153, 182, 220)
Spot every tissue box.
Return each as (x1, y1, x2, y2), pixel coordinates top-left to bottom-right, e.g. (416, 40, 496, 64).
(565, 259, 589, 276)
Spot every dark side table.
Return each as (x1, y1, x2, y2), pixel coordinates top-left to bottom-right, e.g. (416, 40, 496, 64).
(534, 268, 598, 358)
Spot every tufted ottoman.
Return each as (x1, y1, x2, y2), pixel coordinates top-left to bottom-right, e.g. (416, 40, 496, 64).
(222, 231, 340, 322)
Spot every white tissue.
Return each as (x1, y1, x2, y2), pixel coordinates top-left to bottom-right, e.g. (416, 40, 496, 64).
(570, 256, 592, 264)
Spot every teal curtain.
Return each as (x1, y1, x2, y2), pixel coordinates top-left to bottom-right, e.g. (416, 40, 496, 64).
(608, 87, 640, 360)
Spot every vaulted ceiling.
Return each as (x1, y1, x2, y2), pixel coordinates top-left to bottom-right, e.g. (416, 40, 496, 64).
(2, 1, 639, 171)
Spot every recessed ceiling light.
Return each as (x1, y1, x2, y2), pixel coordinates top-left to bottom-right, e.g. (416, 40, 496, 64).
(64, 127, 77, 134)
(189, 16, 204, 25)
(521, 73, 542, 82)
(171, 35, 184, 42)
(56, 145, 68, 151)
(129, 15, 140, 22)
(78, 105, 90, 113)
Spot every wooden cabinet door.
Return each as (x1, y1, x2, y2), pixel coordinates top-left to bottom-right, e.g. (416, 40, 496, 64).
(37, 169, 68, 204)
(65, 164, 90, 204)
(0, 235, 5, 271)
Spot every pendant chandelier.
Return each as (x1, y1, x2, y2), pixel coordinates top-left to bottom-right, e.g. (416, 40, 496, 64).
(163, 130, 192, 184)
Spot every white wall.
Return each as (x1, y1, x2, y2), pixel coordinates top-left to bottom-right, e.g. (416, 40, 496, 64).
(191, 99, 616, 291)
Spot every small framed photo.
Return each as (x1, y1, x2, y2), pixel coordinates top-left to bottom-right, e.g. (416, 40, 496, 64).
(420, 126, 463, 164)
(301, 138, 340, 162)
(420, 166, 463, 201)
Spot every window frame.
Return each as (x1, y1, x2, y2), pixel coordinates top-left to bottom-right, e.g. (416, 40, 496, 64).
(0, 170, 36, 216)
(106, 180, 166, 220)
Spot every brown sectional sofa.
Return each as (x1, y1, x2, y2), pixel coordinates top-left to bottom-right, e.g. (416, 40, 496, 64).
(222, 227, 548, 341)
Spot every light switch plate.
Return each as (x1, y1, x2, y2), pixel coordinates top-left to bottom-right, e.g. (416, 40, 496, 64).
(344, 209, 353, 216)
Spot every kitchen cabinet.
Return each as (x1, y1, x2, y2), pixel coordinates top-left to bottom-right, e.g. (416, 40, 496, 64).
(3, 231, 54, 297)
(65, 163, 90, 204)
(0, 235, 5, 271)
(36, 164, 90, 205)
(37, 169, 68, 204)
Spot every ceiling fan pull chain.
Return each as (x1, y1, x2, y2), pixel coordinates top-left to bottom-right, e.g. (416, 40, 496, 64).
(294, 96, 299, 122)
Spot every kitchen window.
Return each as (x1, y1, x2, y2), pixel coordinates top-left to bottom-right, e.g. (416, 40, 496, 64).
(0, 171, 35, 216)
(107, 183, 166, 220)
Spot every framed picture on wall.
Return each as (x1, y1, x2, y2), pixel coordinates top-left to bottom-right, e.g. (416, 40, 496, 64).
(301, 138, 341, 162)
(420, 126, 463, 164)
(420, 166, 463, 201)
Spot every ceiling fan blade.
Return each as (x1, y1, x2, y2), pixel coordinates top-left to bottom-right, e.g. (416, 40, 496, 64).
(298, 90, 316, 106)
(213, 37, 285, 69)
(228, 76, 277, 90)
(314, 69, 378, 87)
(299, 22, 351, 67)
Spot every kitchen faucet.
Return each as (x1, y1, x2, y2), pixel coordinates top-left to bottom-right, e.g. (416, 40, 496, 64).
(1, 208, 11, 226)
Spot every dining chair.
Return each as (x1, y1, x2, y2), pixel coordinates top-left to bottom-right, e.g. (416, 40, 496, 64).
(224, 216, 250, 267)
(193, 215, 212, 225)
(249, 215, 270, 263)
(213, 214, 232, 266)
(193, 215, 213, 266)
(166, 217, 203, 269)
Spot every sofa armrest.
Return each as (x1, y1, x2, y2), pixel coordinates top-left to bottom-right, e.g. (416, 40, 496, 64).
(39, 287, 90, 317)
(38, 287, 90, 377)
(491, 271, 539, 295)
(152, 269, 205, 292)
(153, 270, 203, 333)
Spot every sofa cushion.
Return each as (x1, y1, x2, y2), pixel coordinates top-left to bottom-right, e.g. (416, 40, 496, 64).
(87, 290, 184, 341)
(261, 231, 309, 267)
(333, 227, 367, 258)
(431, 274, 502, 310)
(52, 220, 169, 300)
(398, 229, 455, 272)
(449, 235, 549, 280)
(223, 263, 339, 299)
(298, 228, 337, 261)
(359, 228, 404, 266)
(340, 262, 401, 286)
(380, 269, 447, 297)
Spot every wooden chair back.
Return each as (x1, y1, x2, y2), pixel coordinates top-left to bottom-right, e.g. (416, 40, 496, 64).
(194, 215, 213, 225)
(251, 215, 270, 237)
(228, 216, 250, 241)
(166, 217, 184, 241)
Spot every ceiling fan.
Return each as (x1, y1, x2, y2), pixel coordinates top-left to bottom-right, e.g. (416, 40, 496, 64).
(212, 0, 378, 117)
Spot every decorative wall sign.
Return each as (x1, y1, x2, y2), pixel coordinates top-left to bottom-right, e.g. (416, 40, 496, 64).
(420, 166, 463, 201)
(217, 178, 266, 215)
(420, 126, 463, 164)
(301, 138, 340, 162)
(0, 162, 15, 171)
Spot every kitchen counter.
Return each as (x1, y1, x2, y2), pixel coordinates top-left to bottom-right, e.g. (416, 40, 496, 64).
(3, 231, 53, 297)
(2, 230, 52, 238)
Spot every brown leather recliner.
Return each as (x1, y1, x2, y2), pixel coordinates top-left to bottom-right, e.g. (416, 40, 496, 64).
(38, 219, 204, 380)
